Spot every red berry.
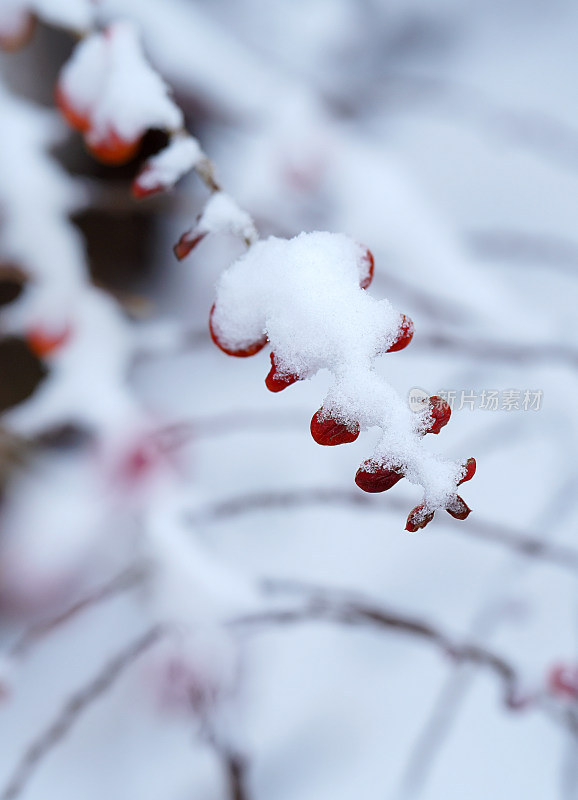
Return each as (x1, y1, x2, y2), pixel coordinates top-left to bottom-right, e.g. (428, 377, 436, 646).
(310, 408, 360, 446)
(209, 304, 267, 358)
(132, 175, 160, 200)
(359, 247, 374, 290)
(355, 462, 404, 493)
(86, 129, 141, 165)
(55, 84, 91, 133)
(0, 12, 35, 52)
(549, 664, 578, 700)
(405, 504, 435, 532)
(26, 325, 71, 358)
(424, 395, 451, 434)
(386, 314, 414, 353)
(265, 352, 300, 393)
(173, 231, 207, 261)
(458, 457, 476, 486)
(446, 495, 471, 520)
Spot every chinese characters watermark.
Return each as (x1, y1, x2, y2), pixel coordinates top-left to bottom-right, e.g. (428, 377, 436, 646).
(408, 387, 543, 412)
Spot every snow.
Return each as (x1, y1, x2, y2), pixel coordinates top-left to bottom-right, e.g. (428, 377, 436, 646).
(212, 231, 465, 512)
(59, 21, 183, 144)
(134, 134, 203, 195)
(0, 0, 94, 37)
(1, 1, 578, 799)
(196, 191, 258, 244)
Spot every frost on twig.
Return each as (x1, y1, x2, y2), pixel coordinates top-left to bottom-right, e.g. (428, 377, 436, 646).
(208, 231, 474, 529)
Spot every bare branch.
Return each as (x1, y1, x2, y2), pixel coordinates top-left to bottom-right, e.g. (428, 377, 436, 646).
(189, 488, 578, 573)
(230, 579, 578, 737)
(414, 332, 578, 370)
(225, 752, 249, 800)
(8, 565, 147, 661)
(0, 626, 165, 800)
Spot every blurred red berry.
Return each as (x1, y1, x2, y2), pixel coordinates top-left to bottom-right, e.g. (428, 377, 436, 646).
(0, 12, 35, 52)
(86, 129, 141, 165)
(549, 664, 578, 700)
(173, 231, 207, 261)
(27, 325, 71, 358)
(55, 84, 91, 133)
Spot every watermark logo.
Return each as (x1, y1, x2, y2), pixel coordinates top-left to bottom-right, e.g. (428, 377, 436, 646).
(408, 388, 543, 412)
(408, 386, 429, 412)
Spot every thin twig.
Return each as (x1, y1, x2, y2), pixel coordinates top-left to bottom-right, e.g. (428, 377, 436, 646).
(414, 332, 578, 369)
(8, 565, 147, 661)
(0, 625, 165, 800)
(188, 487, 578, 573)
(230, 579, 578, 737)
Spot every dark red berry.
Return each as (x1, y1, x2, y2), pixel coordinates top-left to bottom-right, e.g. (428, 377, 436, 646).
(310, 408, 360, 446)
(405, 504, 435, 532)
(209, 304, 267, 357)
(355, 462, 404, 493)
(359, 247, 374, 290)
(265, 352, 300, 393)
(173, 231, 207, 260)
(386, 314, 414, 353)
(424, 396, 451, 434)
(446, 495, 471, 520)
(458, 457, 476, 486)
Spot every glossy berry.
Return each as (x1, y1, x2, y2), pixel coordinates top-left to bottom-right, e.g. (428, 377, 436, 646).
(209, 304, 267, 357)
(446, 495, 471, 520)
(310, 408, 360, 446)
(86, 130, 141, 166)
(424, 395, 451, 435)
(26, 325, 71, 358)
(355, 462, 404, 493)
(458, 457, 477, 485)
(359, 247, 374, 290)
(385, 314, 414, 353)
(549, 664, 578, 700)
(55, 84, 91, 133)
(405, 504, 435, 533)
(265, 352, 301, 393)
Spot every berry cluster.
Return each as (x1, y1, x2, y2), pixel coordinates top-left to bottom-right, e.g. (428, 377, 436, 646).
(208, 236, 475, 532)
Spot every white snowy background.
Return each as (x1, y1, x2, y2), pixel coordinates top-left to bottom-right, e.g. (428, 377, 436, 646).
(1, 1, 578, 799)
